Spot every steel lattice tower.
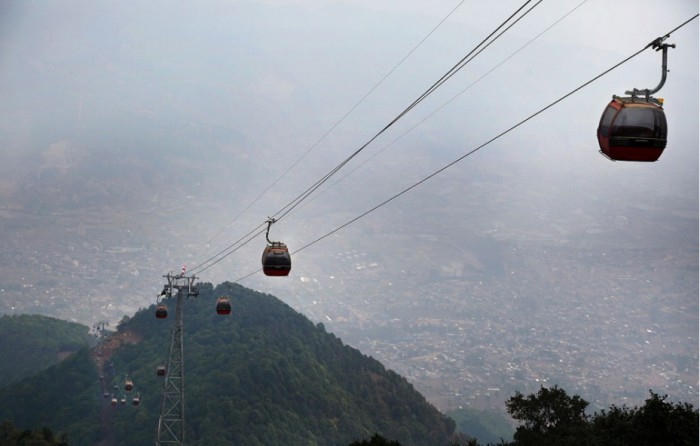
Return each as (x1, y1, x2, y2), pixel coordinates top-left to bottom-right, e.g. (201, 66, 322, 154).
(156, 273, 198, 446)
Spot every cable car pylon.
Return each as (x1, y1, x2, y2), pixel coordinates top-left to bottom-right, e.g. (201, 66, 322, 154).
(155, 270, 198, 446)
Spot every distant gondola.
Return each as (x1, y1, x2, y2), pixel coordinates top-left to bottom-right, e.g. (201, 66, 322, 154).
(124, 378, 133, 392)
(216, 296, 232, 315)
(597, 96, 667, 162)
(155, 303, 168, 319)
(132, 394, 140, 406)
(261, 242, 292, 276)
(156, 365, 166, 377)
(261, 218, 291, 276)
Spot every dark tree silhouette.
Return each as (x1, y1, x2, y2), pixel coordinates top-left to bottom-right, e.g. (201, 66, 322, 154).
(506, 385, 589, 445)
(348, 433, 402, 446)
(504, 386, 698, 446)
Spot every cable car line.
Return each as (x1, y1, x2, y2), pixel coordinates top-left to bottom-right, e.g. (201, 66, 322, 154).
(189, 0, 469, 264)
(291, 0, 589, 215)
(245, 0, 542, 277)
(255, 0, 541, 227)
(188, 224, 267, 276)
(227, 14, 698, 284)
(185, 0, 541, 277)
(381, 0, 543, 137)
(188, 222, 267, 275)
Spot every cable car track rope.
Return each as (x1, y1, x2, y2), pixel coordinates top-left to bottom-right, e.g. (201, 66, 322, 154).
(188, 0, 543, 275)
(226, 13, 699, 283)
(188, 223, 267, 276)
(191, 0, 469, 263)
(286, 0, 590, 216)
(266, 0, 542, 225)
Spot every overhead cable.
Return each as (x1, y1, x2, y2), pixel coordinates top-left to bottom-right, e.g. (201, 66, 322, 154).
(269, 0, 540, 225)
(188, 222, 267, 275)
(187, 0, 539, 275)
(294, 0, 587, 214)
(190, 0, 469, 262)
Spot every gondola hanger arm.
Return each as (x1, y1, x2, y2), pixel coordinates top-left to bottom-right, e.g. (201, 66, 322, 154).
(625, 41, 675, 100)
(265, 217, 276, 244)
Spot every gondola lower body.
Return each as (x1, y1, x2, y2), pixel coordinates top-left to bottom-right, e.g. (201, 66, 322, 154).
(261, 244, 291, 276)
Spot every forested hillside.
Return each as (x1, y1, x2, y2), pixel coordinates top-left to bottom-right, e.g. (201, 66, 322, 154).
(0, 314, 91, 388)
(0, 283, 461, 446)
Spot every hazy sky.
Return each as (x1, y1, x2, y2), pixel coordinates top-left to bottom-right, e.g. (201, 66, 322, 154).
(1, 0, 697, 305)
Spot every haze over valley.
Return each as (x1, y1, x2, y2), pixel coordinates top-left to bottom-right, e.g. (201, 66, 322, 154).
(1, 0, 697, 420)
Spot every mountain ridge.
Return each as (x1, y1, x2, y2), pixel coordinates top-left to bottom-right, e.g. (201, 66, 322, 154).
(0, 314, 91, 388)
(0, 282, 463, 446)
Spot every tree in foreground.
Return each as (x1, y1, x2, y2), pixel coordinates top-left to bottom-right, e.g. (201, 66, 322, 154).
(0, 421, 68, 446)
(505, 386, 698, 446)
(590, 390, 699, 446)
(348, 433, 402, 446)
(505, 385, 589, 445)
(348, 387, 698, 446)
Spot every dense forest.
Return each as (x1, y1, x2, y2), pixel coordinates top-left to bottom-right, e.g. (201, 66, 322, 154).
(364, 386, 699, 446)
(0, 314, 91, 386)
(501, 386, 698, 446)
(0, 421, 69, 445)
(0, 283, 460, 445)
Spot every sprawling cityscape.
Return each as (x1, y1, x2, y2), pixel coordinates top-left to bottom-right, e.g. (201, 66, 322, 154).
(1, 156, 696, 418)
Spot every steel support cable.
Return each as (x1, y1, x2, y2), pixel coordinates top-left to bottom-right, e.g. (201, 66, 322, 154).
(290, 0, 579, 216)
(187, 0, 543, 278)
(190, 0, 468, 263)
(187, 0, 539, 277)
(190, 226, 268, 275)
(188, 223, 267, 273)
(274, 0, 544, 222)
(385, 0, 542, 134)
(188, 222, 268, 275)
(267, 0, 540, 225)
(228, 14, 699, 284)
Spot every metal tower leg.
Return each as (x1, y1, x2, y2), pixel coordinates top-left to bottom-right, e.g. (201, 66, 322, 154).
(156, 287, 186, 445)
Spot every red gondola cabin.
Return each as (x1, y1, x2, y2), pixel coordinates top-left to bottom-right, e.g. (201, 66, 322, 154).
(261, 242, 292, 276)
(216, 296, 232, 315)
(156, 365, 166, 377)
(155, 303, 168, 319)
(597, 96, 667, 162)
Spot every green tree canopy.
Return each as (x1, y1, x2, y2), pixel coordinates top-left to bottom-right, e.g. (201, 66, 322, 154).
(348, 433, 402, 446)
(0, 421, 68, 445)
(504, 386, 698, 446)
(0, 315, 90, 387)
(506, 385, 589, 445)
(590, 391, 699, 446)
